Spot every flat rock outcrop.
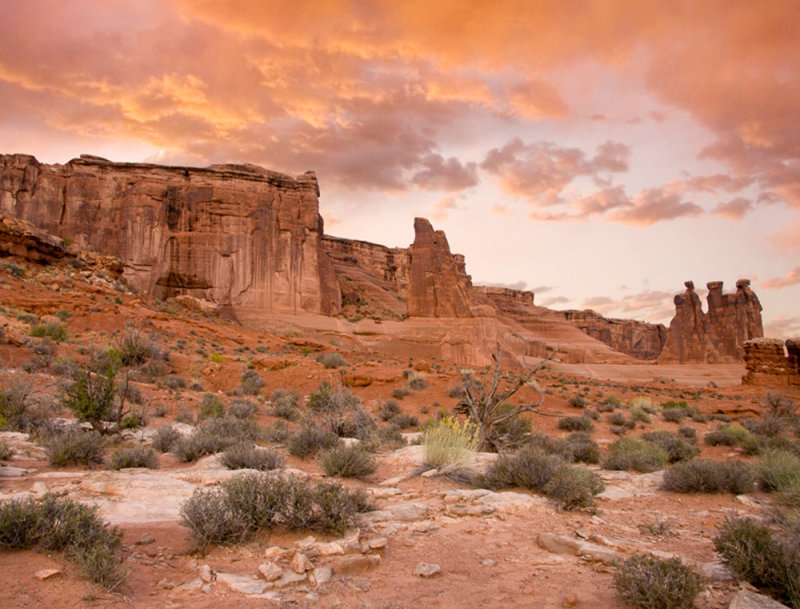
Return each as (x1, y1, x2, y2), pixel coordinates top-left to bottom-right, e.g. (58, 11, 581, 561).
(742, 337, 800, 386)
(407, 218, 473, 318)
(659, 280, 763, 363)
(0, 214, 69, 263)
(561, 309, 667, 361)
(0, 154, 341, 317)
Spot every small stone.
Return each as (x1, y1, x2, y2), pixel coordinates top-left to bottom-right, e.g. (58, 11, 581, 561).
(216, 572, 269, 595)
(274, 570, 307, 588)
(480, 559, 495, 567)
(135, 535, 156, 545)
(315, 541, 344, 556)
(563, 593, 579, 608)
(30, 482, 49, 496)
(310, 566, 332, 586)
(331, 554, 381, 575)
(291, 552, 314, 574)
(421, 468, 438, 478)
(258, 562, 282, 582)
(413, 563, 441, 578)
(264, 546, 287, 560)
(34, 569, 61, 581)
(365, 537, 387, 550)
(198, 564, 214, 583)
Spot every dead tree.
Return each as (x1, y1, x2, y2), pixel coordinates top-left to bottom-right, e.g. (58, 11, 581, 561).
(454, 348, 555, 452)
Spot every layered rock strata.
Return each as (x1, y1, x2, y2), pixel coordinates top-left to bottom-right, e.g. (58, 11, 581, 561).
(0, 154, 341, 316)
(659, 280, 763, 363)
(742, 337, 800, 386)
(561, 310, 668, 361)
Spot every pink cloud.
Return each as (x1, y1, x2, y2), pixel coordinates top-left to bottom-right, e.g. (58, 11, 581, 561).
(712, 197, 752, 219)
(411, 153, 478, 191)
(762, 267, 800, 290)
(764, 316, 800, 340)
(608, 188, 702, 226)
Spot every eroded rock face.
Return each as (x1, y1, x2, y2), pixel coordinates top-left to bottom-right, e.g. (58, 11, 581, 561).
(659, 280, 763, 363)
(0, 214, 68, 263)
(407, 218, 472, 318)
(561, 310, 667, 361)
(0, 154, 341, 316)
(743, 337, 800, 386)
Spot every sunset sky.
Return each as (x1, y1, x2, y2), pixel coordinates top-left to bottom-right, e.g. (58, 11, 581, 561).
(1, 1, 798, 336)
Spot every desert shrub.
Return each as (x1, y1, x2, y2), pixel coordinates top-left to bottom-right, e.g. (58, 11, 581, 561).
(308, 382, 358, 414)
(392, 387, 411, 400)
(603, 438, 668, 473)
(704, 425, 756, 450)
(173, 416, 262, 462)
(661, 408, 688, 424)
(30, 321, 67, 342)
(180, 473, 370, 551)
(0, 495, 125, 588)
(642, 431, 699, 463)
(237, 369, 264, 396)
(565, 432, 601, 464)
(630, 407, 652, 424)
(62, 361, 119, 433)
(228, 398, 257, 419)
(272, 390, 300, 420)
(661, 400, 688, 409)
(107, 445, 159, 470)
(174, 407, 194, 424)
(630, 396, 655, 412)
(662, 459, 754, 494)
(489, 403, 533, 448)
(0, 439, 12, 461)
(119, 410, 146, 430)
(757, 450, 800, 505)
(392, 413, 419, 429)
(164, 374, 187, 389)
(423, 415, 479, 468)
(44, 427, 106, 466)
(678, 426, 697, 441)
(406, 371, 427, 390)
(480, 445, 603, 510)
(525, 431, 572, 460)
(265, 420, 291, 443)
(446, 383, 466, 399)
(219, 443, 285, 471)
(197, 393, 226, 421)
(287, 425, 340, 459)
(151, 425, 181, 452)
(330, 406, 377, 441)
(378, 399, 401, 421)
(315, 352, 348, 369)
(115, 326, 160, 367)
(318, 443, 377, 478)
(613, 554, 703, 609)
(378, 424, 405, 448)
(607, 412, 636, 429)
(602, 395, 622, 407)
(714, 515, 799, 607)
(568, 396, 588, 409)
(557, 415, 594, 432)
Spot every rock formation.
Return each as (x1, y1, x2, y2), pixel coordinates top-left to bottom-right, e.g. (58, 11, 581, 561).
(742, 337, 800, 386)
(561, 310, 668, 361)
(659, 280, 763, 363)
(0, 214, 69, 263)
(407, 218, 473, 318)
(0, 153, 341, 317)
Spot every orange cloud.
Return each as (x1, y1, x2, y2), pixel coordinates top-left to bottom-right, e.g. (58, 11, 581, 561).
(764, 315, 800, 340)
(762, 267, 800, 290)
(712, 197, 752, 220)
(608, 188, 702, 226)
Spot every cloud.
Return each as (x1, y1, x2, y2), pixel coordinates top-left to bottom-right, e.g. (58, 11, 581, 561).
(490, 203, 513, 217)
(712, 197, 752, 219)
(542, 296, 570, 306)
(762, 266, 800, 290)
(577, 290, 675, 322)
(532, 285, 553, 294)
(508, 79, 569, 119)
(429, 195, 462, 221)
(481, 139, 630, 205)
(764, 315, 800, 340)
(411, 153, 478, 191)
(608, 188, 703, 226)
(482, 280, 529, 291)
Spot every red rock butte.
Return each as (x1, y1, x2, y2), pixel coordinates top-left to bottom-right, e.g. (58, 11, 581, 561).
(0, 154, 773, 367)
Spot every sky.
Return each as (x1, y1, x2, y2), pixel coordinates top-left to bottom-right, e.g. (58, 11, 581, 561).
(0, 1, 798, 337)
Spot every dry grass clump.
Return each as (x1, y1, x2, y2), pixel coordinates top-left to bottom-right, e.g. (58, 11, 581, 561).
(613, 554, 704, 609)
(423, 415, 478, 468)
(479, 445, 603, 510)
(315, 352, 348, 369)
(107, 445, 159, 470)
(271, 389, 300, 420)
(180, 473, 371, 551)
(661, 459, 754, 494)
(0, 495, 125, 588)
(151, 425, 181, 452)
(318, 443, 377, 478)
(757, 449, 800, 505)
(173, 416, 262, 462)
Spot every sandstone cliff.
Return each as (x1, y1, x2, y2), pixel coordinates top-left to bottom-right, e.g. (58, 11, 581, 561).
(659, 280, 763, 363)
(561, 309, 668, 361)
(742, 337, 800, 386)
(0, 154, 341, 317)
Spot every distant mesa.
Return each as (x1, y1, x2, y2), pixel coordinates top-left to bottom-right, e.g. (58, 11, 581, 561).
(0, 153, 766, 365)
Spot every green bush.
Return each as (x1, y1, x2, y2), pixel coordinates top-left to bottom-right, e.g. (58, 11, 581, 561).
(62, 362, 119, 433)
(151, 425, 181, 452)
(0, 495, 125, 588)
(603, 438, 667, 473)
(219, 443, 285, 471)
(662, 459, 754, 494)
(557, 415, 594, 432)
(287, 426, 340, 459)
(318, 443, 377, 478)
(315, 352, 348, 369)
(30, 321, 67, 342)
(480, 445, 603, 510)
(423, 415, 479, 468)
(630, 407, 652, 424)
(44, 428, 106, 466)
(613, 554, 703, 609)
(714, 515, 799, 607)
(197, 393, 226, 421)
(705, 425, 753, 448)
(180, 473, 371, 551)
(107, 445, 159, 470)
(757, 450, 800, 505)
(642, 431, 699, 463)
